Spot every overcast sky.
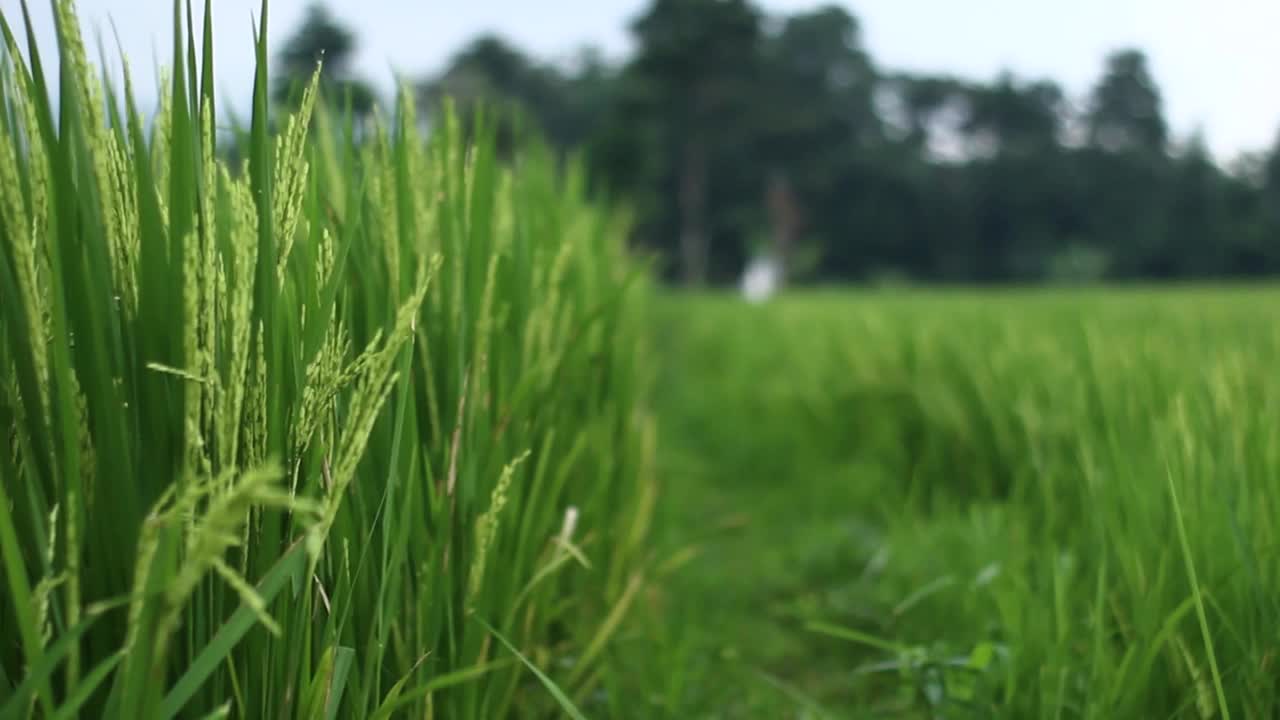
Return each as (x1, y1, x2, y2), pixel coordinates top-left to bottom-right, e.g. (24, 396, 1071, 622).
(10, 0, 1280, 159)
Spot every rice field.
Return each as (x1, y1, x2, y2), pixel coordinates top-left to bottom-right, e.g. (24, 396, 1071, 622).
(649, 289, 1280, 718)
(1, 2, 651, 717)
(4, 2, 1280, 719)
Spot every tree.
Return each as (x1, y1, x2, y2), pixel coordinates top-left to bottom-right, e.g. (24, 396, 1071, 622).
(1229, 130, 1280, 274)
(625, 0, 765, 285)
(420, 35, 546, 151)
(885, 74, 969, 154)
(1165, 135, 1231, 276)
(512, 0, 1272, 286)
(1263, 130, 1280, 223)
(1086, 49, 1167, 155)
(1075, 50, 1173, 278)
(552, 49, 622, 151)
(755, 6, 880, 282)
(952, 74, 1076, 279)
(418, 35, 616, 155)
(274, 3, 376, 118)
(961, 74, 1065, 157)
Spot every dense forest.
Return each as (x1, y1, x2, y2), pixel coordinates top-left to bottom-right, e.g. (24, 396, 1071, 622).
(277, 1, 1280, 285)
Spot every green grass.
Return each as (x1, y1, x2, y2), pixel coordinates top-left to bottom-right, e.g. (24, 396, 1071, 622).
(0, 1, 653, 717)
(648, 288, 1280, 718)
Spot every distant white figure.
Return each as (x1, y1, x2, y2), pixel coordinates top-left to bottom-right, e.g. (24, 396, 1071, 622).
(740, 254, 780, 303)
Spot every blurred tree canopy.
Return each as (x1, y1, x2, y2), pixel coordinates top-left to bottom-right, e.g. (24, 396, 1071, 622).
(274, 3, 376, 119)
(284, 1, 1280, 286)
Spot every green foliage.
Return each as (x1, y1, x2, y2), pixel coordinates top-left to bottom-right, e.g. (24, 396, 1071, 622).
(411, 0, 1280, 286)
(649, 289, 1280, 717)
(1087, 49, 1168, 154)
(417, 36, 613, 155)
(273, 3, 375, 117)
(0, 1, 653, 717)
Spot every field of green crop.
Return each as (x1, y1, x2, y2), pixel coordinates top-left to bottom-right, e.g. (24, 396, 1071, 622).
(1, 2, 652, 717)
(650, 289, 1280, 718)
(4, 2, 1280, 719)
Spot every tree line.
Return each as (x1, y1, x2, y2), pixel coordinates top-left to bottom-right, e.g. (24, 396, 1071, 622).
(277, 1, 1280, 286)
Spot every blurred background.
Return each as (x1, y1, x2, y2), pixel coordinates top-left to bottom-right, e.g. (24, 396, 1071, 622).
(33, 0, 1280, 286)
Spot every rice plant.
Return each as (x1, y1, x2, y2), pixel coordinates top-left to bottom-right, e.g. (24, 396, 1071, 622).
(650, 289, 1280, 717)
(0, 1, 654, 717)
